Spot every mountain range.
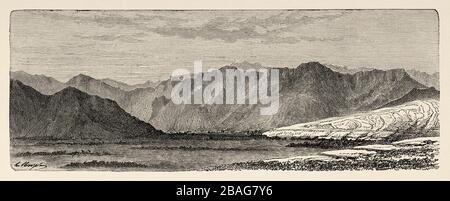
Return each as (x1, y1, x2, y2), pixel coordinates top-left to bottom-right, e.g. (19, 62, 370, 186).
(323, 64, 439, 90)
(10, 62, 440, 133)
(146, 62, 436, 132)
(10, 80, 161, 139)
(100, 78, 158, 91)
(10, 71, 66, 95)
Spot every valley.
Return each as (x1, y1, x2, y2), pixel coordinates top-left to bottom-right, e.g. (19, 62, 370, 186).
(9, 62, 440, 171)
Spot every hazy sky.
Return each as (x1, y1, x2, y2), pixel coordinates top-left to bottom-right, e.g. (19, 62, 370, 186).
(10, 10, 438, 84)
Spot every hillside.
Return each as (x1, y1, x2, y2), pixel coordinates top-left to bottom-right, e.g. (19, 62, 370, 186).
(406, 69, 439, 90)
(10, 80, 161, 139)
(65, 74, 129, 107)
(382, 87, 439, 108)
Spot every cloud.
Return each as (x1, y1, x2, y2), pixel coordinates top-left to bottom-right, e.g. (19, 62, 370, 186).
(29, 10, 350, 44)
(36, 11, 138, 26)
(298, 35, 345, 42)
(152, 24, 262, 43)
(73, 33, 147, 43)
(149, 11, 349, 43)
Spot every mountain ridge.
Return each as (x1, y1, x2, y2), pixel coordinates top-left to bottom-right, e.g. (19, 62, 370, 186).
(148, 62, 427, 132)
(382, 87, 440, 108)
(10, 71, 66, 95)
(11, 62, 433, 132)
(10, 80, 161, 139)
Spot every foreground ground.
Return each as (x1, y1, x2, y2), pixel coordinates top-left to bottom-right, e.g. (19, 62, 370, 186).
(10, 134, 439, 171)
(10, 136, 328, 171)
(210, 137, 439, 171)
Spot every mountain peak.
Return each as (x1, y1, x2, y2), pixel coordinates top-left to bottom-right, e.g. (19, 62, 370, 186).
(11, 70, 29, 76)
(53, 86, 89, 99)
(76, 73, 93, 79)
(68, 73, 94, 82)
(66, 74, 97, 86)
(229, 61, 265, 69)
(11, 70, 49, 79)
(297, 62, 333, 74)
(219, 61, 268, 71)
(382, 68, 411, 80)
(10, 71, 66, 95)
(387, 68, 407, 73)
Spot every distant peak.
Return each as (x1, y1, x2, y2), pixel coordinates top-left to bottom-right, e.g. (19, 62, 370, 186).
(305, 61, 322, 65)
(231, 60, 263, 66)
(356, 68, 407, 75)
(74, 73, 93, 79)
(11, 70, 29, 75)
(11, 70, 38, 77)
(387, 68, 407, 73)
(385, 68, 410, 79)
(219, 65, 238, 70)
(297, 62, 332, 72)
(228, 61, 266, 70)
(298, 61, 323, 67)
(67, 73, 95, 83)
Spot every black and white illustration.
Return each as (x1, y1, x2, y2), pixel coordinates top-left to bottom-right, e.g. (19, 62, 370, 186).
(9, 10, 439, 171)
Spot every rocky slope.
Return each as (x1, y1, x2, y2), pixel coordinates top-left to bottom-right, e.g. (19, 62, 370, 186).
(10, 80, 161, 139)
(406, 69, 439, 90)
(382, 87, 439, 108)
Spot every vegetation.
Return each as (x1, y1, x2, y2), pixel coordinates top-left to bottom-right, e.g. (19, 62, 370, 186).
(210, 144, 439, 171)
(63, 160, 179, 170)
(15, 150, 111, 157)
(133, 145, 269, 151)
(285, 139, 382, 149)
(63, 160, 149, 168)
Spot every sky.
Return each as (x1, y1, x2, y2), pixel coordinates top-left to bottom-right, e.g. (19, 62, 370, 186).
(10, 10, 439, 84)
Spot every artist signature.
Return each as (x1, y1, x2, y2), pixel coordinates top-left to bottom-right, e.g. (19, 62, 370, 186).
(14, 161, 47, 170)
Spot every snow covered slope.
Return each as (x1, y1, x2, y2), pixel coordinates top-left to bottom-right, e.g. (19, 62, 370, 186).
(264, 100, 439, 141)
